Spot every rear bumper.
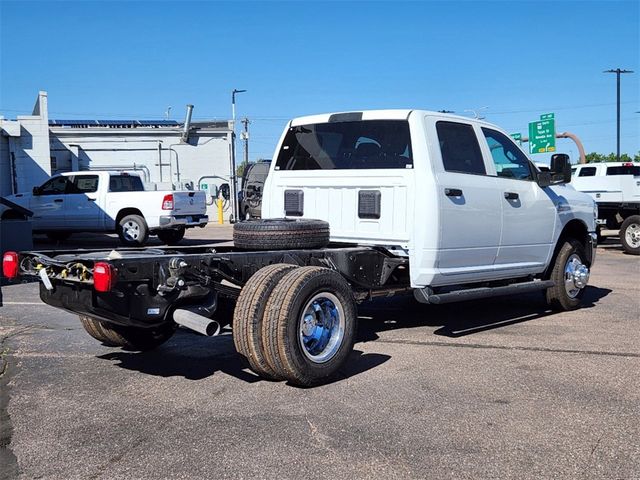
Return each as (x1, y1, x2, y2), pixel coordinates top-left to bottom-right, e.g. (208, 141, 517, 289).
(158, 214, 208, 229)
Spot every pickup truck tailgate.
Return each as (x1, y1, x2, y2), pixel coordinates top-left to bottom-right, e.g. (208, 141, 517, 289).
(171, 191, 207, 214)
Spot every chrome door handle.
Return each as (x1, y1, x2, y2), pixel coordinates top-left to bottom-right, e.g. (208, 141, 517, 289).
(504, 192, 519, 200)
(445, 188, 463, 197)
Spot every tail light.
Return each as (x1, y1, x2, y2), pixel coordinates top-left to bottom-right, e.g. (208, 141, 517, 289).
(2, 251, 19, 279)
(93, 262, 117, 292)
(162, 194, 174, 210)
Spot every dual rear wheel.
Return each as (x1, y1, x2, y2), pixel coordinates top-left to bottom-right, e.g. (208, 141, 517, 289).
(233, 264, 357, 387)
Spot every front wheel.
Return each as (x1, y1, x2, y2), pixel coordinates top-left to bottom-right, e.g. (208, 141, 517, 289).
(545, 239, 590, 311)
(262, 266, 357, 387)
(156, 227, 186, 245)
(620, 215, 640, 255)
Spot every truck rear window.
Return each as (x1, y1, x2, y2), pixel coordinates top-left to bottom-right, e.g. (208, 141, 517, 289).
(606, 165, 640, 176)
(275, 120, 413, 170)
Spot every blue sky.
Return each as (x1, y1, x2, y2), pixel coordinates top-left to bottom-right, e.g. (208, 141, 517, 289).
(1, 0, 638, 163)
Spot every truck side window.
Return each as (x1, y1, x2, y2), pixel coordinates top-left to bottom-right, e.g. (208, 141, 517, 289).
(109, 175, 144, 192)
(578, 167, 596, 176)
(436, 121, 486, 175)
(481, 128, 532, 181)
(72, 175, 99, 193)
(39, 176, 71, 195)
(606, 165, 640, 176)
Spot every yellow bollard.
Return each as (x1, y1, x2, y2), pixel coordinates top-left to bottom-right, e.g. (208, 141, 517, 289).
(217, 195, 224, 224)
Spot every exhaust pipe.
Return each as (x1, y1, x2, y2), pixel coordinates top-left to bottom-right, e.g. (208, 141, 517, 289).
(173, 308, 220, 336)
(181, 104, 194, 142)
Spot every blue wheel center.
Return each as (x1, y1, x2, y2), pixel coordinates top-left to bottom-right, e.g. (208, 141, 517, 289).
(300, 298, 338, 356)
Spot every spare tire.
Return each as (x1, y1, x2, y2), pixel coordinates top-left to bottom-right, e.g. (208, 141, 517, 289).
(233, 218, 330, 250)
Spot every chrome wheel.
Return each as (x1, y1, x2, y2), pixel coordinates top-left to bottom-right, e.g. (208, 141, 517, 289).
(624, 222, 640, 249)
(564, 253, 589, 298)
(298, 292, 345, 364)
(123, 220, 141, 241)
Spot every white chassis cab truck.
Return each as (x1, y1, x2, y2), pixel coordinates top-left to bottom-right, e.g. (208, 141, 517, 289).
(3, 110, 597, 387)
(570, 162, 640, 254)
(1, 171, 208, 246)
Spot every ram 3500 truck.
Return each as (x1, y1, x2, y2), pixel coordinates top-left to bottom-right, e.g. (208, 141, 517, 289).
(0, 171, 208, 246)
(2, 110, 597, 386)
(571, 162, 640, 254)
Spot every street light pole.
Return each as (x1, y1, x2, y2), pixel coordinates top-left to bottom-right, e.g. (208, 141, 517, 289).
(230, 89, 246, 223)
(604, 68, 633, 161)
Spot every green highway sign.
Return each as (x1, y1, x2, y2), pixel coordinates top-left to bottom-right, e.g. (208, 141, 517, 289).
(540, 113, 555, 121)
(510, 132, 522, 145)
(528, 119, 556, 154)
(201, 183, 208, 189)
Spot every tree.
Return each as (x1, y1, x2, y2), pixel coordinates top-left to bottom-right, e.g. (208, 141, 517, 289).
(585, 152, 638, 163)
(237, 161, 252, 178)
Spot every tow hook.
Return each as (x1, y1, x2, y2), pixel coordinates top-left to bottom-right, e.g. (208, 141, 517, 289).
(157, 276, 186, 295)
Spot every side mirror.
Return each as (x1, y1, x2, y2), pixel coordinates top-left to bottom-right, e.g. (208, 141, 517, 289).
(32, 186, 41, 196)
(537, 172, 551, 188)
(550, 154, 572, 184)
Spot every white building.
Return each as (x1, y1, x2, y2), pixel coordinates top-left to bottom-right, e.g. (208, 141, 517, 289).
(0, 91, 234, 218)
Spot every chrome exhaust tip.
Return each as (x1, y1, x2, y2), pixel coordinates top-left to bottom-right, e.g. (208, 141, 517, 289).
(173, 308, 221, 336)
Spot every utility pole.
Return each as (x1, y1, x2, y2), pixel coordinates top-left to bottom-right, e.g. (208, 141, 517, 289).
(241, 117, 250, 173)
(604, 68, 634, 161)
(230, 89, 246, 223)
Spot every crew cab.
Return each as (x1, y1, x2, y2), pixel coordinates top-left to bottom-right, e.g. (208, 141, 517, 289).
(571, 162, 640, 254)
(2, 110, 597, 387)
(0, 171, 208, 246)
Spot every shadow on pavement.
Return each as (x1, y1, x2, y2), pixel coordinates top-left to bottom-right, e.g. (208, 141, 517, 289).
(356, 285, 612, 341)
(95, 286, 609, 384)
(97, 328, 391, 385)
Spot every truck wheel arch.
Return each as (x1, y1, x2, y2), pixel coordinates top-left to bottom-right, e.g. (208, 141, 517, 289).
(545, 219, 591, 278)
(115, 208, 145, 226)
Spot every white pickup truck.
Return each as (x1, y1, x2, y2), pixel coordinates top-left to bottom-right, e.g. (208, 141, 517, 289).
(571, 162, 640, 254)
(0, 171, 208, 246)
(4, 110, 597, 387)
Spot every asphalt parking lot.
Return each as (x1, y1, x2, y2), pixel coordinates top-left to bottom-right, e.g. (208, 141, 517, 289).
(0, 227, 638, 480)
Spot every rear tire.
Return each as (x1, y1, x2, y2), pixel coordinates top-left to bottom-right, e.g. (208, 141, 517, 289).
(233, 218, 330, 250)
(262, 266, 357, 387)
(118, 214, 149, 246)
(619, 215, 640, 255)
(156, 227, 186, 245)
(233, 264, 298, 380)
(79, 315, 174, 350)
(545, 239, 589, 311)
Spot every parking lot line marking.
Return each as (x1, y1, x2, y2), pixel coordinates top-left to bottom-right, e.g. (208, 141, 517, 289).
(375, 339, 640, 358)
(1, 302, 44, 305)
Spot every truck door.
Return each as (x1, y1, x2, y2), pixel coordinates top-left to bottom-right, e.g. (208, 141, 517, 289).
(66, 174, 103, 229)
(479, 128, 555, 270)
(29, 176, 71, 230)
(433, 121, 502, 275)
